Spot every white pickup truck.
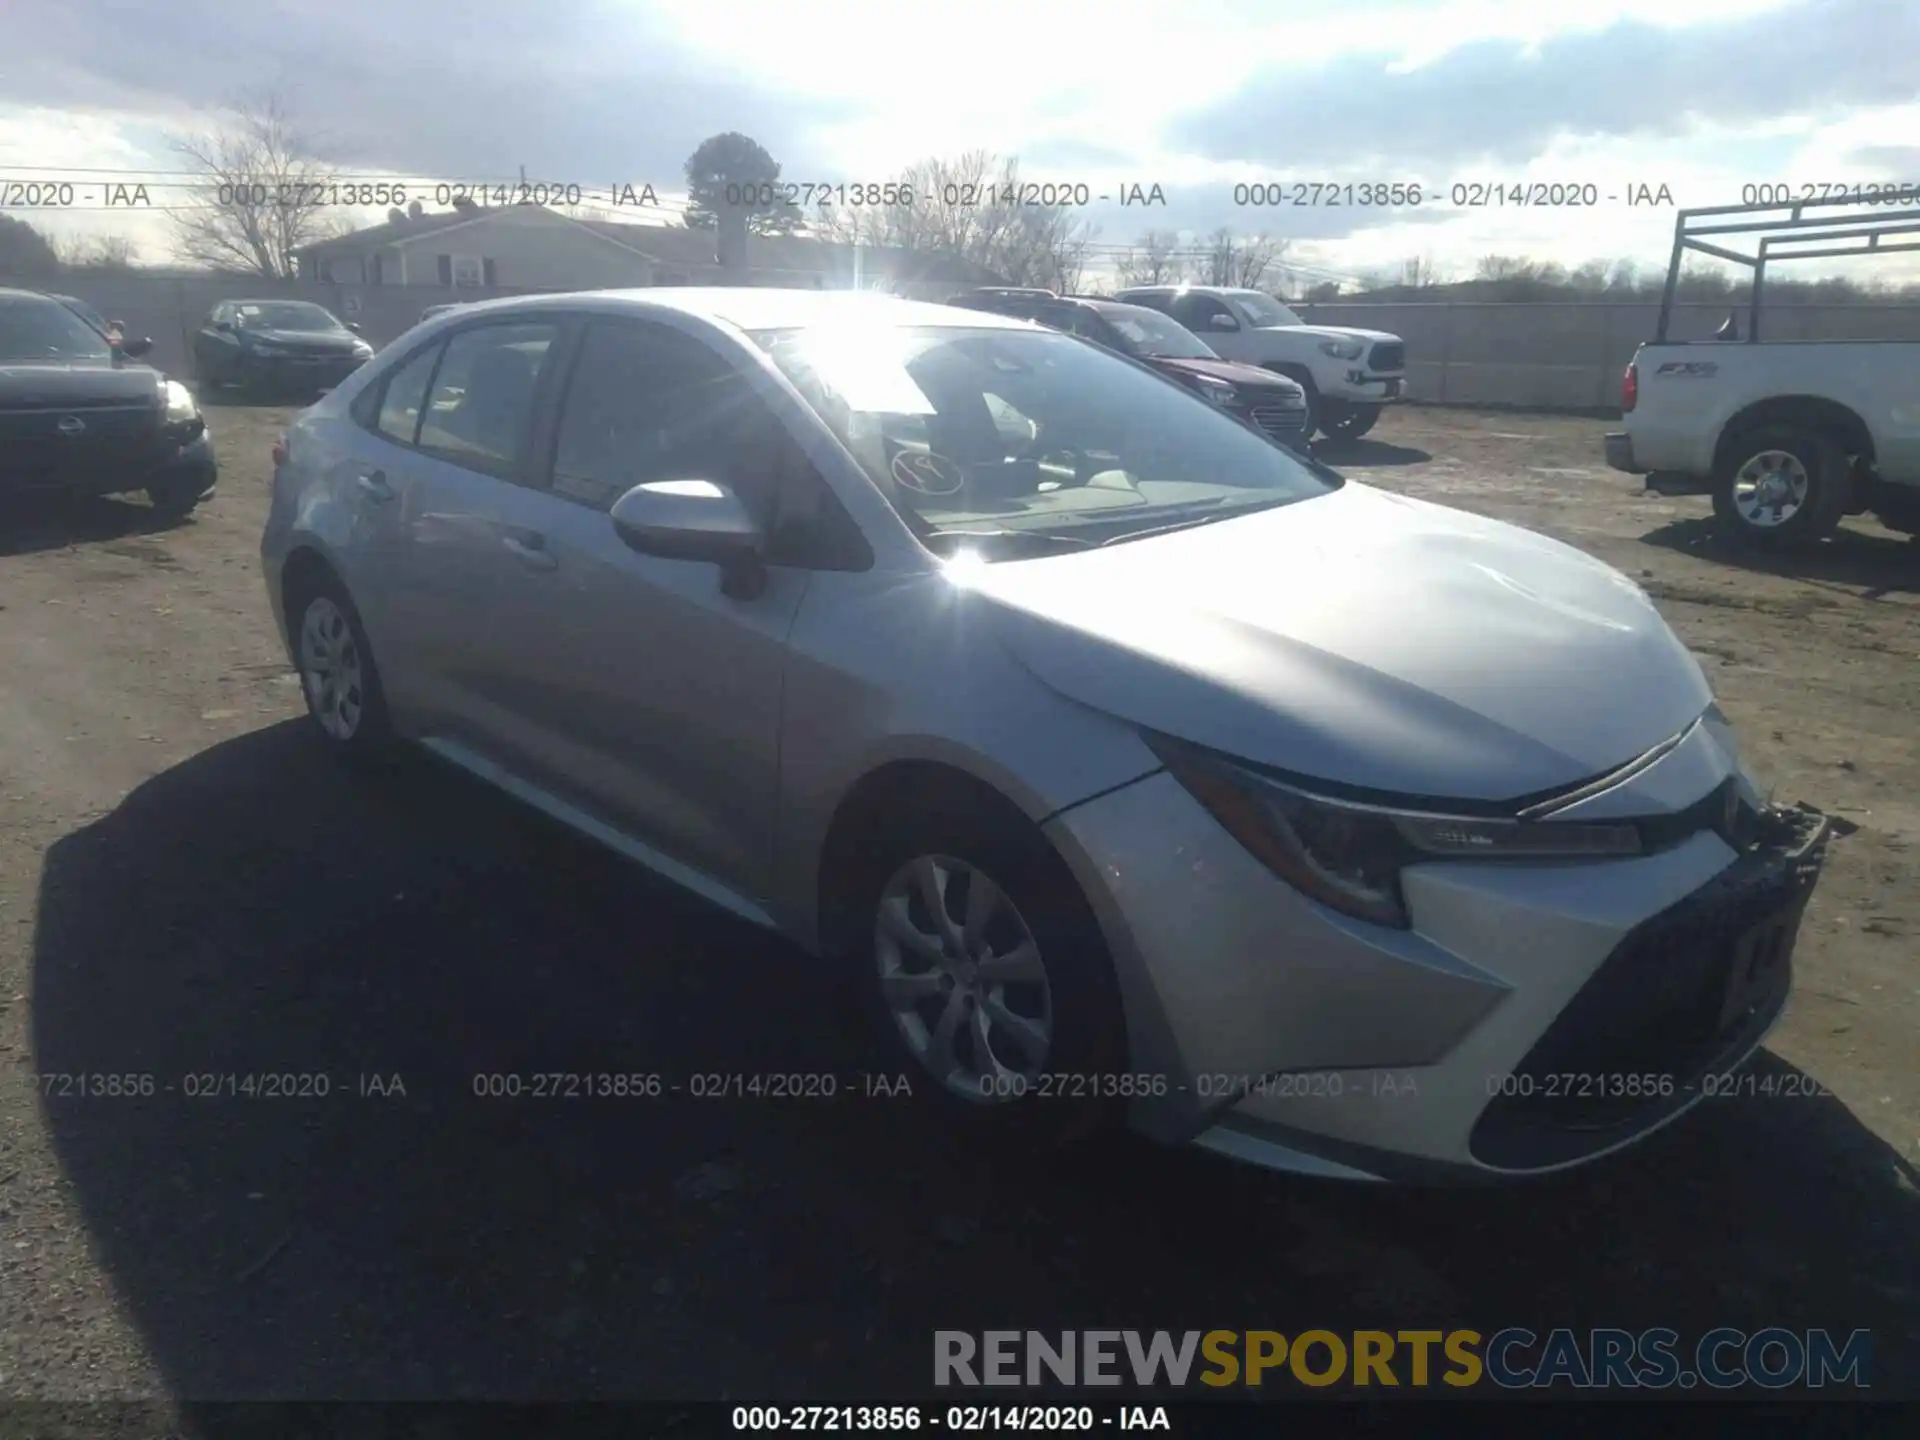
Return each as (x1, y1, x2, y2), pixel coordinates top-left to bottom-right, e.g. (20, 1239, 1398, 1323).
(1603, 196, 1920, 549)
(1114, 285, 1406, 440)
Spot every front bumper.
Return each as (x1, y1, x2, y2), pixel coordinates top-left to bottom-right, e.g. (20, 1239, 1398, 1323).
(3, 429, 217, 502)
(1323, 372, 1405, 404)
(1043, 728, 1829, 1182)
(241, 353, 367, 391)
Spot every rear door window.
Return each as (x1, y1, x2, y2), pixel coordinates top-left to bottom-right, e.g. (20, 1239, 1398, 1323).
(415, 322, 560, 478)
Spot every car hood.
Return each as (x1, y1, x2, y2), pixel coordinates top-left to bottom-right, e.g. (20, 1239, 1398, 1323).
(1149, 356, 1303, 393)
(0, 362, 162, 408)
(967, 483, 1710, 804)
(1260, 323, 1401, 344)
(242, 328, 361, 349)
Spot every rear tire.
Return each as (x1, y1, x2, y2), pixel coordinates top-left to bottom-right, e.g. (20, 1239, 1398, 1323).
(287, 572, 396, 766)
(1711, 425, 1849, 550)
(844, 803, 1129, 1151)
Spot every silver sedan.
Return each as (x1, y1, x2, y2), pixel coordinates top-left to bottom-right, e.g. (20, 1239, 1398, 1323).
(261, 288, 1829, 1182)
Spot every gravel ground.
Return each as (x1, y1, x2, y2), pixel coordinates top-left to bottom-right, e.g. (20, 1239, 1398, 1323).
(0, 401, 1914, 1406)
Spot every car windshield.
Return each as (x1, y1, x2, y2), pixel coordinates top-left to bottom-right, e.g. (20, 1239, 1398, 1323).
(1231, 293, 1303, 328)
(753, 322, 1333, 555)
(56, 297, 111, 335)
(234, 302, 344, 332)
(1099, 308, 1217, 360)
(0, 295, 115, 362)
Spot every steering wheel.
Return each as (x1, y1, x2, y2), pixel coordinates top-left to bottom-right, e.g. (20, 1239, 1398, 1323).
(1009, 431, 1100, 488)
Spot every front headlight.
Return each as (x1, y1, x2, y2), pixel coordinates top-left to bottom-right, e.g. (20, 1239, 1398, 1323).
(163, 379, 199, 422)
(1146, 734, 1643, 929)
(351, 341, 374, 359)
(1318, 338, 1365, 360)
(1193, 378, 1238, 407)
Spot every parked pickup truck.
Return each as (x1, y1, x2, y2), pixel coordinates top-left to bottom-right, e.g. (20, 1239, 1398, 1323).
(1604, 196, 1920, 549)
(1114, 285, 1406, 440)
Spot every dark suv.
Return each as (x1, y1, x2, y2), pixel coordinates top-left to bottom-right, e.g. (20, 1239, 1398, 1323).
(944, 290, 1313, 452)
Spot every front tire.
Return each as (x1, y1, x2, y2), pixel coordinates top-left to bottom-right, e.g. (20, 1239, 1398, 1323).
(1711, 425, 1850, 549)
(1319, 402, 1381, 440)
(289, 575, 395, 764)
(849, 806, 1128, 1149)
(146, 476, 208, 520)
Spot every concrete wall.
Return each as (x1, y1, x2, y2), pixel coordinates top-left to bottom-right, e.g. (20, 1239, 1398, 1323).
(1294, 300, 1920, 413)
(10, 272, 562, 381)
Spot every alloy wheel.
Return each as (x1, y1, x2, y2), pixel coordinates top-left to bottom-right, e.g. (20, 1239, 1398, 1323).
(297, 596, 365, 741)
(1731, 449, 1810, 528)
(874, 854, 1054, 1103)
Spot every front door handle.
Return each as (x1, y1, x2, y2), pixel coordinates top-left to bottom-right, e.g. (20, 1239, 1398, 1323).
(356, 470, 394, 502)
(502, 532, 558, 571)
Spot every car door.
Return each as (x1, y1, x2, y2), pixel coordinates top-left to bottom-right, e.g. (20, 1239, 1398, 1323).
(366, 316, 571, 747)
(331, 336, 451, 705)
(490, 313, 821, 898)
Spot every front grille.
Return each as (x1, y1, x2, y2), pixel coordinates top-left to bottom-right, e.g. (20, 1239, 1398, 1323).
(0, 403, 164, 482)
(1367, 342, 1404, 372)
(1248, 402, 1308, 441)
(1470, 804, 1827, 1170)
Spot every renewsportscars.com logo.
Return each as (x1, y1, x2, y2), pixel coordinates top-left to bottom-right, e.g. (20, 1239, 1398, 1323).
(934, 1329, 1872, 1390)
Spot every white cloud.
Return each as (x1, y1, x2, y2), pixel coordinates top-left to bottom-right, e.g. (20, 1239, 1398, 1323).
(2, 0, 1913, 283)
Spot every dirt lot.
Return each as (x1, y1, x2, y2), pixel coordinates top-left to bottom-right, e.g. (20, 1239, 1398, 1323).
(1, 402, 1915, 1407)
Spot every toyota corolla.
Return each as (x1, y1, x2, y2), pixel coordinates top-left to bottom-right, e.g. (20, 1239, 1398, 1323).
(260, 289, 1828, 1182)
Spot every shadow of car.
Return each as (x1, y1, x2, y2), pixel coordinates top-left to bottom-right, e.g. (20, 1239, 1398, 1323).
(1641, 516, 1920, 601)
(0, 491, 198, 557)
(29, 724, 1920, 1401)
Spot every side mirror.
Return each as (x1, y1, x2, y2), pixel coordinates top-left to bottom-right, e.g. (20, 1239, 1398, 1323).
(215, 320, 234, 333)
(1207, 313, 1240, 332)
(118, 336, 153, 359)
(610, 479, 767, 596)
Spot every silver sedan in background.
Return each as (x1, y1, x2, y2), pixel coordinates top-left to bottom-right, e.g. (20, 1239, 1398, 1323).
(260, 288, 1829, 1182)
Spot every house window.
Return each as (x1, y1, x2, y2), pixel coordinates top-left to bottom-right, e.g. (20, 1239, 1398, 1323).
(437, 254, 452, 285)
(451, 255, 485, 288)
(315, 258, 335, 283)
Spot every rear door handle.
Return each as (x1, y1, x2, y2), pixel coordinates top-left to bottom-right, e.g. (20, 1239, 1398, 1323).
(356, 470, 394, 502)
(502, 532, 558, 571)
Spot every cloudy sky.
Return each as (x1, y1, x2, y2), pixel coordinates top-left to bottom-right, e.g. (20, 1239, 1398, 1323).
(3, 0, 1916, 286)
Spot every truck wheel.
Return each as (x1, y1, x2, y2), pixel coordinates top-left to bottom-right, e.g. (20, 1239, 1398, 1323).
(1711, 425, 1850, 549)
(1320, 403, 1381, 441)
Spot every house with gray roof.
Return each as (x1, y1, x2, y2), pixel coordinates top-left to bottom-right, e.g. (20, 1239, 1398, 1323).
(291, 201, 1001, 298)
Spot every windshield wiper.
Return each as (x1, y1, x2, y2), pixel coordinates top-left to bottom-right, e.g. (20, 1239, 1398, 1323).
(1096, 496, 1296, 547)
(924, 528, 1098, 556)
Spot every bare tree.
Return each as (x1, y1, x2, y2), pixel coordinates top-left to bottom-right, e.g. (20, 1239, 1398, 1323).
(1401, 253, 1446, 288)
(1190, 228, 1287, 288)
(168, 91, 346, 277)
(54, 233, 140, 270)
(1117, 229, 1183, 286)
(820, 150, 1096, 289)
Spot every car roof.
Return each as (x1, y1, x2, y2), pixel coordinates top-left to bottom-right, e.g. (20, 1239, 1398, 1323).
(448, 287, 1035, 333)
(0, 287, 60, 302)
(231, 298, 333, 307)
